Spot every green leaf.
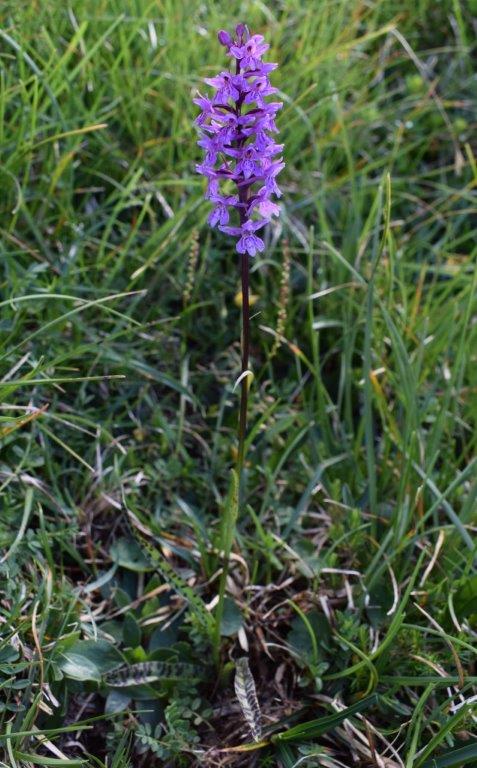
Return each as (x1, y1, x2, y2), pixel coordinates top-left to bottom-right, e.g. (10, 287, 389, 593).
(272, 695, 378, 742)
(287, 610, 331, 663)
(125, 518, 214, 633)
(220, 597, 244, 637)
(113, 588, 132, 610)
(149, 625, 178, 650)
(0, 646, 19, 664)
(110, 537, 151, 572)
(59, 640, 124, 682)
(13, 752, 86, 766)
(415, 706, 474, 767)
(421, 742, 477, 768)
(454, 575, 477, 621)
(123, 612, 142, 648)
(105, 690, 131, 715)
(274, 743, 297, 768)
(59, 653, 102, 682)
(365, 581, 394, 627)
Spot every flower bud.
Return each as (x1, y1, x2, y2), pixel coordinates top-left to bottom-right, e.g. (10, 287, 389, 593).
(217, 29, 232, 47)
(235, 23, 248, 40)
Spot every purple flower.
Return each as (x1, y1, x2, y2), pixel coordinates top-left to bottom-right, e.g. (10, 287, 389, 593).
(208, 193, 239, 227)
(197, 134, 223, 164)
(224, 146, 262, 179)
(244, 76, 278, 106)
(195, 161, 217, 180)
(249, 196, 280, 219)
(247, 62, 277, 76)
(195, 25, 283, 256)
(220, 220, 267, 256)
(193, 94, 217, 125)
(229, 35, 270, 69)
(204, 72, 242, 102)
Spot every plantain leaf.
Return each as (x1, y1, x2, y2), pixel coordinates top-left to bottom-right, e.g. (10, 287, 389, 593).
(59, 640, 124, 682)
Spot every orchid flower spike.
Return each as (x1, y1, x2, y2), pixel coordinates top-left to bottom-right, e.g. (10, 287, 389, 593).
(195, 25, 283, 256)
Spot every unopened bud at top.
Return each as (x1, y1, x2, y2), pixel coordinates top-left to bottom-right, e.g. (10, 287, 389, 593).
(235, 23, 248, 40)
(217, 29, 232, 47)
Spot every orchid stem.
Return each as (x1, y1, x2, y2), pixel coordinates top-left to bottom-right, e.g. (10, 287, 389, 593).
(237, 249, 250, 486)
(213, 249, 249, 669)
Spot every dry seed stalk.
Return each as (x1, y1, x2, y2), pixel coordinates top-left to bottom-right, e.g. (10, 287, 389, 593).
(183, 229, 200, 307)
(271, 238, 291, 357)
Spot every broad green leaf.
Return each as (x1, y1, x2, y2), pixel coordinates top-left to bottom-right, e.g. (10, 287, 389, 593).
(220, 597, 244, 637)
(110, 537, 151, 572)
(287, 610, 331, 663)
(105, 690, 132, 715)
(59, 640, 124, 682)
(123, 612, 142, 648)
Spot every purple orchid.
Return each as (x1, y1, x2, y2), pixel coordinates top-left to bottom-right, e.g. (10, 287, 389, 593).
(229, 35, 270, 69)
(208, 192, 239, 227)
(195, 24, 283, 256)
(220, 219, 267, 257)
(204, 72, 243, 102)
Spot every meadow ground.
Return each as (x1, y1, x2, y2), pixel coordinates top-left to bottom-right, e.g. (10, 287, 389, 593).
(0, 1, 476, 766)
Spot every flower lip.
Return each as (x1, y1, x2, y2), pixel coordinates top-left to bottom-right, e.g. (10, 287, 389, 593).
(237, 233, 265, 256)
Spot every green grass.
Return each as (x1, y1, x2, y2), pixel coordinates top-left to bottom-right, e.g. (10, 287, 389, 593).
(0, 0, 476, 765)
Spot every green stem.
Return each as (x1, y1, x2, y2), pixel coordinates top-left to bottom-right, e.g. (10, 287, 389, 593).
(213, 249, 250, 669)
(213, 248, 250, 669)
(237, 247, 250, 480)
